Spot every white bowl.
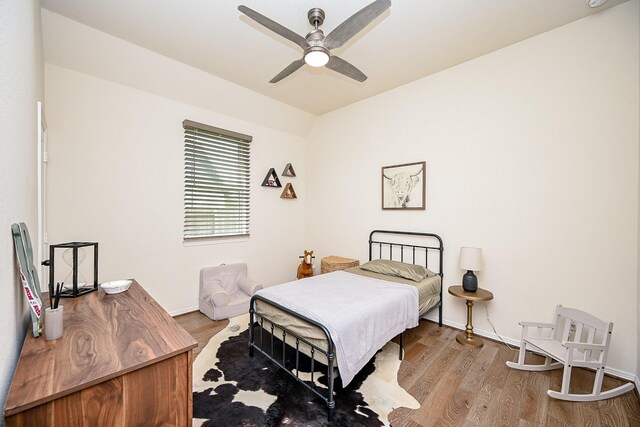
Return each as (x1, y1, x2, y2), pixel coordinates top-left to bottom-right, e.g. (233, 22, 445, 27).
(101, 279, 132, 294)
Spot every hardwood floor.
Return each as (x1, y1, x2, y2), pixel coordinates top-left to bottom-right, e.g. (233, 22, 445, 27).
(176, 311, 640, 426)
(175, 310, 229, 357)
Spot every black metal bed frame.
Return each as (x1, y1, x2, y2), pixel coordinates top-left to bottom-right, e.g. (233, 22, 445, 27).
(248, 230, 444, 421)
(368, 230, 444, 327)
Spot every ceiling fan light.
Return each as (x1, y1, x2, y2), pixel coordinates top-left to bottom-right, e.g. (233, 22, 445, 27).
(304, 49, 329, 67)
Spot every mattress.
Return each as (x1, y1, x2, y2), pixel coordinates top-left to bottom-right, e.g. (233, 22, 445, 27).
(344, 265, 441, 316)
(252, 267, 441, 370)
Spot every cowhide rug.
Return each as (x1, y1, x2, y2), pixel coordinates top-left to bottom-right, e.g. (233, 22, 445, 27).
(193, 314, 419, 427)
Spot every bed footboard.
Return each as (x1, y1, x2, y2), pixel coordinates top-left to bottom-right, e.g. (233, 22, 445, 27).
(249, 294, 337, 421)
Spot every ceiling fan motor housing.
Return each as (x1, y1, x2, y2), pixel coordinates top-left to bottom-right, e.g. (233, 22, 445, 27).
(306, 29, 325, 45)
(307, 8, 325, 27)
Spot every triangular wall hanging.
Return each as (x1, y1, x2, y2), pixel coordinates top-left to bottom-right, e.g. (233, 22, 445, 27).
(261, 168, 282, 187)
(280, 183, 297, 199)
(282, 163, 296, 177)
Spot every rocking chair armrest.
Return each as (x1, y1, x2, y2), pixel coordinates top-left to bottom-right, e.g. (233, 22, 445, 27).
(562, 341, 606, 351)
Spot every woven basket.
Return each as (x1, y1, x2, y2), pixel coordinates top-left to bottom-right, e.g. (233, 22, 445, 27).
(321, 256, 359, 274)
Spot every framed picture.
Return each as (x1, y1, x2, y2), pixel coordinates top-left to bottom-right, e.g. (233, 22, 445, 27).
(381, 161, 426, 210)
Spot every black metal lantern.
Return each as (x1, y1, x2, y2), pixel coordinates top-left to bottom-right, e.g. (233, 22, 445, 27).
(48, 242, 98, 298)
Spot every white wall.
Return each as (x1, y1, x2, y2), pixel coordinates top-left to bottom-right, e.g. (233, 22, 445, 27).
(306, 1, 639, 375)
(43, 9, 313, 315)
(0, 0, 44, 415)
(45, 63, 308, 314)
(41, 9, 315, 138)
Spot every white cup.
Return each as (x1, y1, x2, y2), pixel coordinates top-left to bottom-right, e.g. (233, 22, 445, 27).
(44, 306, 64, 341)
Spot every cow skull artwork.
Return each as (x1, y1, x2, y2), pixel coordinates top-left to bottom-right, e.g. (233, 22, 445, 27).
(382, 161, 426, 210)
(384, 170, 421, 207)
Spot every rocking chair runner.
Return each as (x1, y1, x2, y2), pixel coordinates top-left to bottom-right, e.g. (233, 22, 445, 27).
(506, 305, 634, 402)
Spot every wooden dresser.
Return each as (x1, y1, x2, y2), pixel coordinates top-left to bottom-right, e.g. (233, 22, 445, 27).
(3, 281, 197, 426)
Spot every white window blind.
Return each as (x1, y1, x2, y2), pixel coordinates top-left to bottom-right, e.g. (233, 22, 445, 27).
(183, 120, 251, 240)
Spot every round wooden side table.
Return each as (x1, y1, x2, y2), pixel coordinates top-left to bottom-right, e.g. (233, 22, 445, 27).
(448, 285, 494, 347)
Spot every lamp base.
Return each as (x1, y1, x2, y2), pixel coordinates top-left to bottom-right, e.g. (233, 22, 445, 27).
(462, 270, 478, 292)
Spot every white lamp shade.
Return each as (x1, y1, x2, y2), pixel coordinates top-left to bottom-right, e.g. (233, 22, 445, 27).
(459, 247, 483, 271)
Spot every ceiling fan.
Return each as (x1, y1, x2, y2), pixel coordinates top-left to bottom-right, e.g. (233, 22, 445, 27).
(238, 0, 392, 83)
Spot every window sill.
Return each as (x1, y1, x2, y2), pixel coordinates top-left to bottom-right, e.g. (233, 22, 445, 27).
(183, 236, 249, 247)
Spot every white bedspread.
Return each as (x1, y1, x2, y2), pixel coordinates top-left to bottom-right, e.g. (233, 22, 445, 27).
(255, 270, 419, 386)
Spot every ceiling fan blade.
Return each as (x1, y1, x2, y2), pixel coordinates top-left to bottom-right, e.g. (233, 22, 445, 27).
(323, 0, 391, 50)
(270, 59, 306, 83)
(325, 56, 367, 82)
(238, 5, 308, 50)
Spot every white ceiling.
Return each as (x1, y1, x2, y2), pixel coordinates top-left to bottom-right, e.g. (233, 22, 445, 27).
(40, 0, 627, 115)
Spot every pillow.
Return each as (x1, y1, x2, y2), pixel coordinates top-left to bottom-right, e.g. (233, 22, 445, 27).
(359, 259, 432, 282)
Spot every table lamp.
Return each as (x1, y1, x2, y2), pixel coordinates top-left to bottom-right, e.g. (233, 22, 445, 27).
(459, 247, 482, 293)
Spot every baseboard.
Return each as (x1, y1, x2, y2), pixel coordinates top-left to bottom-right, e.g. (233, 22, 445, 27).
(421, 313, 638, 386)
(421, 313, 520, 347)
(605, 367, 640, 385)
(170, 305, 199, 317)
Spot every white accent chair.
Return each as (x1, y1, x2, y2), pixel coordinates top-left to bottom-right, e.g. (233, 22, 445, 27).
(506, 305, 633, 402)
(199, 263, 262, 321)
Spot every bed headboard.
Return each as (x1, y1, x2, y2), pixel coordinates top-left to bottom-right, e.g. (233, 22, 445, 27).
(368, 230, 444, 279)
(369, 230, 444, 326)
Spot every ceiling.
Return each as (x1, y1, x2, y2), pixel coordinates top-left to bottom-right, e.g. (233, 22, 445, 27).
(40, 0, 627, 115)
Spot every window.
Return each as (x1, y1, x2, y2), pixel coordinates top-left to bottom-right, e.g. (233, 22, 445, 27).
(183, 120, 251, 240)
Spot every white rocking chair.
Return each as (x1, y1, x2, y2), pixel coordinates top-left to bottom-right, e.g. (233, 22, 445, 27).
(506, 305, 634, 402)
